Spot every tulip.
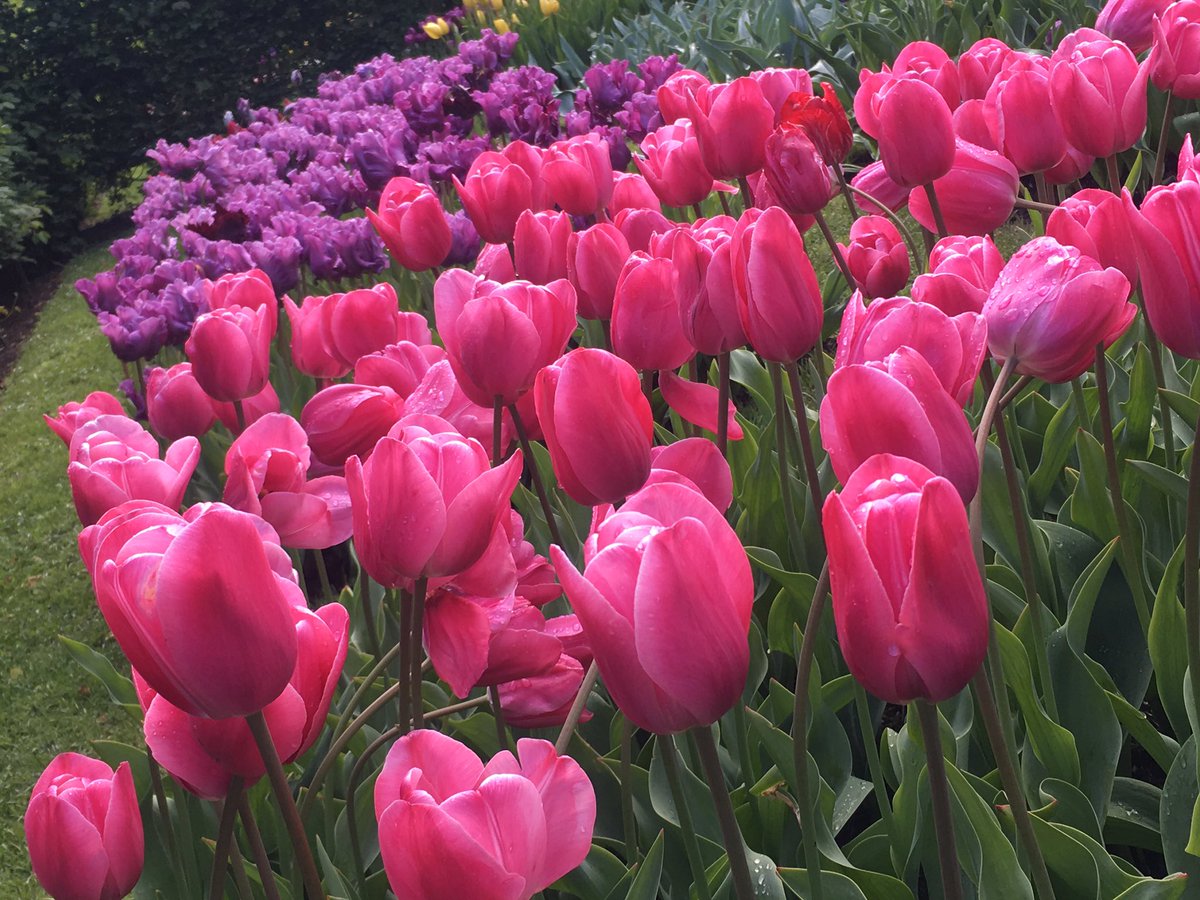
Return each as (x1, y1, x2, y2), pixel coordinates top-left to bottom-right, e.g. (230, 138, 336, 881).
(820, 348, 980, 502)
(779, 82, 854, 164)
(346, 416, 523, 587)
(474, 242, 517, 282)
(850, 161, 910, 215)
(513, 209, 573, 284)
(835, 293, 986, 406)
(325, 284, 430, 371)
(873, 77, 957, 188)
(454, 150, 534, 244)
(185, 303, 274, 403)
(837, 216, 911, 300)
(658, 369, 743, 440)
(750, 67, 814, 122)
(907, 139, 1019, 236)
(613, 207, 677, 254)
(282, 294, 347, 379)
(499, 653, 591, 728)
(374, 730, 595, 900)
(204, 268, 279, 333)
(434, 269, 578, 407)
(657, 69, 712, 124)
(566, 223, 631, 321)
(534, 348, 653, 505)
(1044, 143, 1097, 185)
(301, 383, 405, 467)
(822, 454, 989, 703)
(500, 140, 548, 211)
(44, 392, 126, 445)
(891, 40, 962, 109)
(611, 253, 693, 371)
(1046, 187, 1139, 287)
(79, 501, 300, 719)
(1127, 181, 1200, 357)
(763, 125, 835, 216)
(958, 37, 1016, 101)
(67, 416, 200, 526)
(355, 340, 445, 399)
(1149, 0, 1200, 97)
(212, 379, 280, 434)
(404, 360, 515, 452)
(983, 236, 1135, 381)
(367, 176, 452, 271)
(542, 133, 614, 217)
(1049, 29, 1149, 158)
(646, 438, 736, 512)
(610, 172, 662, 213)
(25, 753, 143, 900)
(145, 363, 217, 441)
(551, 479, 753, 733)
(636, 120, 720, 209)
(686, 77, 775, 179)
(952, 99, 998, 150)
(670, 219, 746, 355)
(983, 54, 1068, 175)
(730, 207, 824, 363)
(1097, 0, 1171, 54)
(911, 234, 1005, 315)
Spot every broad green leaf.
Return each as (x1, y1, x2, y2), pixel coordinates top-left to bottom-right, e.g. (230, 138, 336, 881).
(1160, 389, 1199, 431)
(1070, 430, 1119, 541)
(620, 830, 664, 900)
(316, 836, 353, 899)
(1113, 875, 1190, 899)
(1130, 460, 1190, 504)
(1064, 537, 1119, 651)
(1108, 778, 1165, 853)
(1122, 343, 1156, 459)
(1150, 539, 1191, 739)
(1161, 736, 1200, 887)
(778, 867, 868, 899)
(1029, 384, 1081, 511)
(943, 762, 1035, 899)
(59, 635, 137, 707)
(746, 547, 818, 598)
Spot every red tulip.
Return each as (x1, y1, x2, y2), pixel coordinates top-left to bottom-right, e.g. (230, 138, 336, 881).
(185, 303, 274, 403)
(543, 133, 614, 217)
(374, 730, 595, 900)
(823, 454, 988, 703)
(26, 753, 143, 900)
(44, 392, 126, 445)
(779, 82, 854, 164)
(1149, 0, 1200, 97)
(911, 234, 1005, 316)
(838, 215, 910, 300)
(454, 151, 534, 245)
(1049, 28, 1149, 158)
(687, 77, 775, 179)
(534, 348, 653, 506)
(636, 120, 720, 209)
(750, 67, 814, 123)
(367, 176, 452, 271)
(552, 479, 752, 733)
(566, 223, 631, 321)
(513, 209, 573, 285)
(611, 253, 693, 371)
(79, 501, 301, 719)
(907, 139, 1019, 236)
(1127, 181, 1200, 357)
(146, 364, 216, 441)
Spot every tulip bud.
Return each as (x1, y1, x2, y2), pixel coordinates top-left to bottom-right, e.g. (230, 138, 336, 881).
(750, 67, 814, 123)
(850, 161, 909, 215)
(837, 216, 911, 300)
(763, 125, 834, 216)
(873, 78, 957, 188)
(912, 234, 1005, 315)
(983, 54, 1068, 175)
(44, 392, 127, 446)
(185, 303, 274, 403)
(367, 176, 453, 271)
(567, 223, 631, 321)
(454, 151, 534, 245)
(907, 139, 1019, 237)
(1046, 187, 1139, 287)
(1097, 0, 1170, 54)
(301, 383, 405, 467)
(657, 69, 712, 124)
(1148, 0, 1200, 98)
(610, 172, 662, 213)
(1126, 181, 1200, 358)
(204, 268, 279, 334)
(636, 119, 720, 209)
(957, 37, 1017, 101)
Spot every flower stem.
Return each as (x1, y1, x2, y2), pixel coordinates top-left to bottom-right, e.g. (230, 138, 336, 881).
(914, 702, 964, 900)
(234, 398, 247, 433)
(852, 681, 893, 834)
(489, 685, 511, 751)
(1106, 154, 1122, 195)
(792, 562, 830, 900)
(842, 183, 925, 275)
(812, 208, 856, 289)
(692, 725, 755, 900)
(508, 402, 565, 548)
(770, 363, 804, 565)
(784, 361, 825, 514)
(922, 182, 948, 239)
(1154, 91, 1175, 186)
(237, 794, 282, 900)
(347, 724, 402, 893)
(555, 660, 600, 753)
(717, 351, 731, 457)
(833, 165, 858, 220)
(409, 577, 428, 729)
(493, 396, 504, 465)
(209, 777, 244, 900)
(312, 549, 333, 601)
(147, 749, 189, 895)
(619, 717, 638, 864)
(968, 357, 1017, 553)
(660, 733, 714, 900)
(1183, 414, 1200, 781)
(397, 589, 412, 732)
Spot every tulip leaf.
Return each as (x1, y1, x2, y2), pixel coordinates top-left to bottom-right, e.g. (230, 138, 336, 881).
(1069, 430, 1119, 542)
(648, 736, 723, 845)
(980, 442, 1021, 567)
(745, 546, 818, 599)
(1150, 539, 1191, 739)
(1161, 736, 1200, 887)
(58, 634, 138, 707)
(1038, 778, 1102, 841)
(1108, 777, 1165, 852)
(1121, 343, 1156, 460)
(88, 740, 151, 799)
(1113, 876, 1190, 900)
(942, 762, 1035, 899)
(553, 844, 630, 900)
(1130, 460, 1190, 505)
(1159, 390, 1199, 432)
(729, 347, 775, 413)
(777, 866, 869, 899)
(613, 829, 664, 900)
(315, 835, 353, 899)
(1028, 386, 1082, 513)
(1064, 537, 1119, 652)
(767, 586, 807, 655)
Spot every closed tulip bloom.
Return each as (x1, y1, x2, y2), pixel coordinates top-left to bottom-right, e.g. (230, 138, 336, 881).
(613, 206, 677, 254)
(610, 172, 663, 214)
(835, 293, 986, 406)
(958, 37, 1017, 101)
(657, 69, 712, 123)
(750, 67, 814, 122)
(850, 161, 910, 215)
(566, 223, 631, 320)
(67, 416, 200, 526)
(500, 140, 549, 211)
(671, 220, 746, 355)
(375, 730, 595, 900)
(646, 438, 736, 512)
(837, 216, 911, 300)
(636, 120, 720, 209)
(821, 348, 979, 501)
(952, 99, 999, 150)
(301, 383, 405, 467)
(26, 753, 143, 900)
(435, 269, 578, 406)
(892, 40, 962, 108)
(610, 253, 692, 371)
(912, 234, 1005, 315)
(1127, 181, 1200, 357)
(535, 348, 653, 505)
(513, 209, 573, 284)
(346, 416, 523, 587)
(355, 340, 445, 399)
(731, 207, 824, 363)
(146, 364, 217, 441)
(763, 125, 835, 215)
(1046, 187, 1139, 287)
(1049, 29, 1149, 158)
(283, 293, 350, 380)
(687, 77, 775, 179)
(780, 82, 854, 164)
(543, 133, 614, 217)
(499, 653, 591, 728)
(1097, 0, 1171, 54)
(404, 360, 515, 452)
(367, 176, 452, 271)
(185, 303, 274, 403)
(552, 479, 753, 733)
(454, 151, 534, 244)
(1149, 0, 1200, 97)
(79, 501, 299, 719)
(983, 54, 1068, 174)
(874, 77, 957, 188)
(326, 284, 430, 371)
(45, 392, 126, 445)
(474, 242, 517, 283)
(1044, 142, 1097, 185)
(908, 139, 1019, 236)
(204, 268, 279, 334)
(983, 236, 1135, 382)
(822, 454, 988, 703)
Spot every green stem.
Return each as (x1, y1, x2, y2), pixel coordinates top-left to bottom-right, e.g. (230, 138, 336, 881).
(692, 725, 755, 900)
(1106, 154, 1122, 194)
(489, 685, 511, 751)
(968, 358, 1018, 554)
(770, 363, 804, 565)
(493, 395, 504, 465)
(792, 563, 830, 900)
(737, 175, 754, 210)
(660, 734, 714, 900)
(732, 700, 757, 787)
(238, 794, 282, 900)
(555, 660, 600, 753)
(852, 681, 893, 834)
(409, 577, 428, 730)
(1154, 91, 1175, 186)
(347, 724, 402, 893)
(508, 402, 565, 548)
(717, 351, 731, 458)
(229, 840, 254, 900)
(784, 360, 825, 514)
(209, 777, 244, 900)
(914, 702, 964, 900)
(398, 589, 412, 733)
(923, 182, 948, 239)
(1183, 415, 1200, 774)
(233, 398, 246, 434)
(1142, 301, 1179, 473)
(1034, 170, 1051, 208)
(619, 717, 638, 864)
(834, 165, 858, 221)
(813, 208, 856, 289)
(312, 549, 333, 601)
(842, 182, 925, 274)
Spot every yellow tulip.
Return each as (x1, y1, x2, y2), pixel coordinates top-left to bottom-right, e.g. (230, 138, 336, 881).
(421, 20, 447, 39)
(540, 0, 560, 14)
(494, 16, 510, 32)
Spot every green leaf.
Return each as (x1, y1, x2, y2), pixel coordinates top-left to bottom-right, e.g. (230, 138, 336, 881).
(1121, 343, 1156, 459)
(316, 836, 353, 899)
(1064, 537, 1119, 651)
(746, 546, 819, 598)
(1160, 389, 1199, 432)
(1150, 538, 1191, 738)
(1070, 430, 1119, 541)
(1112, 875, 1190, 899)
(943, 762, 1035, 899)
(1161, 736, 1200, 885)
(552, 845, 629, 900)
(778, 867, 868, 899)
(1130, 460, 1190, 504)
(619, 829, 664, 900)
(59, 635, 137, 707)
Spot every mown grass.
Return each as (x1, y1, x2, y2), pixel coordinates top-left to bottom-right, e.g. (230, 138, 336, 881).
(0, 243, 139, 896)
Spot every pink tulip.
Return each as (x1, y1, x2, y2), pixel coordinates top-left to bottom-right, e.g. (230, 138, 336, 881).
(1127, 181, 1200, 357)
(892, 40, 962, 109)
(474, 242, 517, 282)
(79, 501, 301, 718)
(646, 438, 736, 512)
(185, 303, 274, 403)
(1044, 143, 1097, 185)
(146, 364, 217, 441)
(26, 753, 143, 900)
(636, 120, 720, 209)
(67, 416, 199, 526)
(345, 416, 523, 587)
(543, 133, 614, 217)
(983, 54, 1068, 174)
(1179, 133, 1200, 181)
(325, 284, 430, 371)
(355, 340, 445, 399)
(838, 215, 911, 300)
(823, 454, 988, 703)
(301, 383, 405, 468)
(748, 171, 816, 234)
(535, 348, 653, 506)
(957, 37, 1017, 100)
(375, 730, 595, 900)
(212, 379, 280, 434)
(613, 207, 677, 254)
(731, 208, 824, 363)
(513, 209, 573, 285)
(1046, 188, 1139, 287)
(850, 161, 910, 215)
(611, 253, 693, 371)
(454, 151, 534, 245)
(907, 139, 1019, 236)
(657, 69, 712, 123)
(687, 77, 775, 179)
(1149, 0, 1200, 97)
(1049, 28, 1149, 158)
(552, 479, 752, 733)
(983, 236, 1135, 381)
(610, 172, 662, 213)
(911, 235, 1005, 315)
(44, 391, 126, 445)
(820, 348, 979, 502)
(499, 653, 591, 728)
(567, 223, 631, 321)
(751, 67, 815, 122)
(763, 125, 835, 215)
(403, 360, 516, 452)
(952, 99, 998, 150)
(434, 269, 578, 407)
(1097, 0, 1171, 54)
(283, 294, 348, 379)
(874, 78, 957, 188)
(670, 219, 746, 355)
(500, 140, 549, 211)
(835, 293, 986, 406)
(658, 369, 743, 440)
(367, 176, 452, 271)
(204, 269, 278, 334)
(138, 601, 348, 799)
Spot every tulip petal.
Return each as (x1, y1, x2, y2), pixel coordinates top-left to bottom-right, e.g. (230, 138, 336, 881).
(514, 739, 598, 889)
(25, 793, 112, 900)
(376, 730, 485, 814)
(658, 369, 744, 440)
(434, 450, 523, 576)
(425, 590, 494, 698)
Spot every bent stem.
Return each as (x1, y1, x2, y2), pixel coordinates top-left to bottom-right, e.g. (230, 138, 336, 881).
(792, 563, 830, 900)
(914, 702, 963, 900)
(555, 660, 601, 753)
(843, 183, 925, 275)
(660, 733, 714, 900)
(922, 182, 948, 239)
(968, 358, 1018, 553)
(246, 711, 326, 900)
(833, 166, 858, 220)
(692, 724, 755, 900)
(508, 402, 565, 548)
(209, 777, 245, 900)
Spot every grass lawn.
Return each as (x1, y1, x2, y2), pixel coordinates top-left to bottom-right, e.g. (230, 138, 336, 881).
(0, 244, 139, 896)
